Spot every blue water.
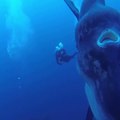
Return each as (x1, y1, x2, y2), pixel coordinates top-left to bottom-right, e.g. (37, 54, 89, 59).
(0, 0, 120, 120)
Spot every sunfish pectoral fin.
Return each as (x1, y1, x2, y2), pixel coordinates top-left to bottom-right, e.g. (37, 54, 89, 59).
(80, 0, 105, 18)
(64, 0, 79, 20)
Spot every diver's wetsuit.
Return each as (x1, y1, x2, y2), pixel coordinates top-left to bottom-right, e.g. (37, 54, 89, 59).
(56, 48, 77, 65)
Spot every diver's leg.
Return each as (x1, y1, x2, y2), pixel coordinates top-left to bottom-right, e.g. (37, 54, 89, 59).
(71, 51, 78, 58)
(62, 52, 78, 63)
(64, 0, 79, 20)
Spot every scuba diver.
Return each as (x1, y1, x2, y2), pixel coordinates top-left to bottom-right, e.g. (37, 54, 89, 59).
(55, 42, 78, 65)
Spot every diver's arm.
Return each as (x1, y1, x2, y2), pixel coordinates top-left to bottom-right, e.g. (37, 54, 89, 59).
(64, 0, 79, 20)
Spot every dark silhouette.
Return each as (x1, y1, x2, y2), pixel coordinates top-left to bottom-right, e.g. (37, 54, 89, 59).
(63, 1, 95, 120)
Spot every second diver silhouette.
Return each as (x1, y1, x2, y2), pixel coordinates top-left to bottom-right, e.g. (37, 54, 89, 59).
(55, 42, 77, 65)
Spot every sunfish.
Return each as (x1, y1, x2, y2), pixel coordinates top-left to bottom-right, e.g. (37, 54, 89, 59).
(64, 0, 120, 120)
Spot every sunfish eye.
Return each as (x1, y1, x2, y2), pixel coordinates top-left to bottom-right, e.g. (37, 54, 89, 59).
(97, 29, 120, 47)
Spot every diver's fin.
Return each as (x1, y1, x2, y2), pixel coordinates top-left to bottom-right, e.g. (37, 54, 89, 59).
(80, 0, 105, 18)
(64, 0, 79, 20)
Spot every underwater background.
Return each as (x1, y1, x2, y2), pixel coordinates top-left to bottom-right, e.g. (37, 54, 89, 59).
(0, 0, 119, 120)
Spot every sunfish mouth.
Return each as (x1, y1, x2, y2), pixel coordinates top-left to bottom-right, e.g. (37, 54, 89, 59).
(97, 29, 120, 47)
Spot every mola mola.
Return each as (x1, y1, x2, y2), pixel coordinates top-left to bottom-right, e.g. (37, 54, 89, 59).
(64, 0, 120, 120)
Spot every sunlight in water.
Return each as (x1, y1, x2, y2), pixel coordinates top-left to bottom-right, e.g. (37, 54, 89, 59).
(6, 0, 33, 59)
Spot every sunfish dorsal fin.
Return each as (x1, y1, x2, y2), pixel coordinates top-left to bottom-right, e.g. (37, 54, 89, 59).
(80, 0, 105, 18)
(64, 0, 80, 20)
